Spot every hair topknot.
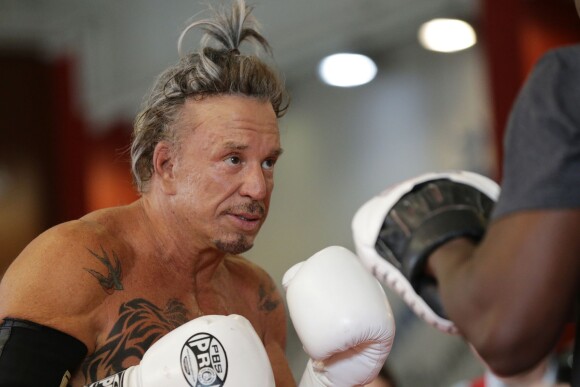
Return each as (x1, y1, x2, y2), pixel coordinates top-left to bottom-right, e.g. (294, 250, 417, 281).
(177, 0, 271, 58)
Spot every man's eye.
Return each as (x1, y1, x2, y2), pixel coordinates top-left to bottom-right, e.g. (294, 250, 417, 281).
(226, 156, 242, 165)
(262, 159, 276, 170)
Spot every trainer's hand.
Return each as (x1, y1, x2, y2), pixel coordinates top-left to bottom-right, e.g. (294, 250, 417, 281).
(351, 170, 499, 334)
(86, 314, 274, 387)
(283, 246, 395, 387)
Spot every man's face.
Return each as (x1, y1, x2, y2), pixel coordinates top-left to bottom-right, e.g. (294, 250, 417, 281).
(169, 95, 281, 255)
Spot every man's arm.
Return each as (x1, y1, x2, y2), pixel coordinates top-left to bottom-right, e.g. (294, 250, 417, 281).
(0, 221, 115, 385)
(429, 209, 580, 375)
(0, 221, 108, 344)
(256, 271, 296, 387)
(263, 341, 295, 387)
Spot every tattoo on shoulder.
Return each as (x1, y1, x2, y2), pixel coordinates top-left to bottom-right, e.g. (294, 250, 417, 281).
(84, 245, 124, 293)
(258, 283, 280, 313)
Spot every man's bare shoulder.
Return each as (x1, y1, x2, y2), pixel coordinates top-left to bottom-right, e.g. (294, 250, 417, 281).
(225, 255, 285, 318)
(0, 208, 135, 344)
(225, 255, 278, 293)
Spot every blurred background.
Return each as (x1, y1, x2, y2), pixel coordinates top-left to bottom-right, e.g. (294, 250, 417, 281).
(0, 0, 579, 385)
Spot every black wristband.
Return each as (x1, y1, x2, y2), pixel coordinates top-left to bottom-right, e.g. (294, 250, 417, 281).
(0, 318, 88, 387)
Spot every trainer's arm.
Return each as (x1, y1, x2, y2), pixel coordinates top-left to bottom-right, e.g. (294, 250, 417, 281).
(430, 46, 580, 376)
(428, 209, 580, 375)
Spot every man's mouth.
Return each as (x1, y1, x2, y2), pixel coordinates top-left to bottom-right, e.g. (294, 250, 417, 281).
(234, 213, 260, 222)
(224, 202, 265, 231)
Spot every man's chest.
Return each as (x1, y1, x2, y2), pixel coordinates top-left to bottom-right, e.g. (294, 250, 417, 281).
(75, 290, 260, 385)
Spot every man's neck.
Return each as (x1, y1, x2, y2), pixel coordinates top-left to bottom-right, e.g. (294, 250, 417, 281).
(134, 196, 227, 282)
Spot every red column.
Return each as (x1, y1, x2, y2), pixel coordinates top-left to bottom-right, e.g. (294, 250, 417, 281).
(51, 55, 87, 222)
(479, 0, 525, 181)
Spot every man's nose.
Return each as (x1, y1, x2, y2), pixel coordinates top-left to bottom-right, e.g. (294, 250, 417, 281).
(240, 164, 268, 200)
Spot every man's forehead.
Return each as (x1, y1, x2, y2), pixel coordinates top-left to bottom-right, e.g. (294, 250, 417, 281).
(181, 95, 277, 123)
(177, 97, 279, 140)
(205, 123, 280, 140)
(185, 122, 282, 156)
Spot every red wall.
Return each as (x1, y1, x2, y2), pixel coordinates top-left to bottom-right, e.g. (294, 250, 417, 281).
(480, 0, 580, 180)
(85, 121, 139, 212)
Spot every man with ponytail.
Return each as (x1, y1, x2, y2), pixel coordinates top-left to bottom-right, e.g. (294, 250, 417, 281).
(0, 1, 292, 385)
(0, 1, 396, 386)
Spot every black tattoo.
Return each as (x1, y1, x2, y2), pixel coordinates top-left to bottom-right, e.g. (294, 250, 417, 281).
(258, 283, 280, 313)
(81, 298, 190, 383)
(84, 246, 123, 293)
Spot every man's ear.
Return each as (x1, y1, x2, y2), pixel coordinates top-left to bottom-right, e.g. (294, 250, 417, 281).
(152, 141, 177, 194)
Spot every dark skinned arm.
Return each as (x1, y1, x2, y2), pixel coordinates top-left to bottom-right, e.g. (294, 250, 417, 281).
(428, 209, 580, 376)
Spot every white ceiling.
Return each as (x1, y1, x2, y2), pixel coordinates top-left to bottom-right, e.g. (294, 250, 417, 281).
(0, 0, 479, 125)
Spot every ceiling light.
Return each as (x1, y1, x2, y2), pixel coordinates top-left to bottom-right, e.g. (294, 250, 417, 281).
(318, 53, 377, 87)
(418, 18, 477, 53)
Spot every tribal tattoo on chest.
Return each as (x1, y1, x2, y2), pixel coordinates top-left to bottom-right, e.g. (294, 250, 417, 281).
(81, 298, 190, 382)
(80, 245, 282, 383)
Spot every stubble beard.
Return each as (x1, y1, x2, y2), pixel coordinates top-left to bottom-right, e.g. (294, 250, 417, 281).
(214, 233, 254, 255)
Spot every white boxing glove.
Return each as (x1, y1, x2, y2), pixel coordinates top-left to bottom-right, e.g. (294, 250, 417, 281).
(86, 314, 274, 387)
(283, 246, 395, 387)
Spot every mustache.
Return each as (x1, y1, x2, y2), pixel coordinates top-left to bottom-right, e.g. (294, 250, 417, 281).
(225, 201, 265, 216)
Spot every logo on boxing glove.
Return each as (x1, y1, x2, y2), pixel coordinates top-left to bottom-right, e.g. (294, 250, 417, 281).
(181, 332, 229, 387)
(87, 372, 124, 387)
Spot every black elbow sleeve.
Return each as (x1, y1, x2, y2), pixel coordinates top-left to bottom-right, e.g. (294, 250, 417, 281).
(0, 318, 88, 387)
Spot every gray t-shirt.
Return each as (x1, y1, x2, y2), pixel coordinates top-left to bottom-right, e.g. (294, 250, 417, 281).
(492, 45, 580, 219)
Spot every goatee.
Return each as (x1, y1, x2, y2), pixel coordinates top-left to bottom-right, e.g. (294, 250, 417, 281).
(214, 234, 253, 255)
